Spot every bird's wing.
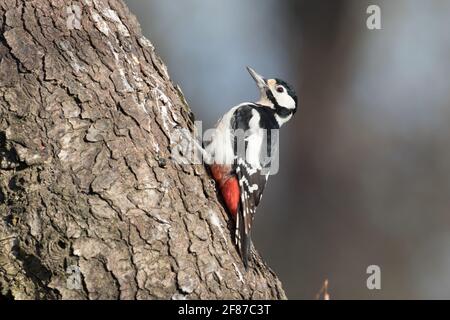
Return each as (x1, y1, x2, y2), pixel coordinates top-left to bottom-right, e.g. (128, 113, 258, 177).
(234, 159, 269, 268)
(231, 105, 274, 268)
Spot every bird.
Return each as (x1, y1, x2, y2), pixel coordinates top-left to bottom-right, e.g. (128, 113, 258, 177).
(205, 66, 298, 268)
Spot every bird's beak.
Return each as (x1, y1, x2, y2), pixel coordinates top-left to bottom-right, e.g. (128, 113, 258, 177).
(246, 66, 267, 90)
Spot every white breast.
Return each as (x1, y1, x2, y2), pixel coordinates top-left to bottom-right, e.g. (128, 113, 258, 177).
(205, 104, 240, 165)
(206, 103, 263, 167)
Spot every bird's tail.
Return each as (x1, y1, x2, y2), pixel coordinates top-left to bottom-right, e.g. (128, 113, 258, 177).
(235, 207, 251, 269)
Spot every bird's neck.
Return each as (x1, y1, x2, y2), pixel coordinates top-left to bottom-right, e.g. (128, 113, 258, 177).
(275, 113, 292, 126)
(256, 96, 274, 108)
(256, 97, 292, 127)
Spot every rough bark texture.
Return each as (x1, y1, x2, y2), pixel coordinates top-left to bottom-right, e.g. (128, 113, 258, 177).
(0, 0, 286, 300)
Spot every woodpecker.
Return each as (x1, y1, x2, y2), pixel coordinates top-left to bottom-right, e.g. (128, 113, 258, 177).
(205, 67, 298, 268)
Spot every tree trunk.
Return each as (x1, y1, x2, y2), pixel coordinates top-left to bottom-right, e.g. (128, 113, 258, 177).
(0, 0, 286, 300)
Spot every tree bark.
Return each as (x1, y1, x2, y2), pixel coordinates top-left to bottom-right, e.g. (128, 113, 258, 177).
(0, 0, 286, 300)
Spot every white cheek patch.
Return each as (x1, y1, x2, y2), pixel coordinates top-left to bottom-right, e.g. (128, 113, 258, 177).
(274, 91, 296, 110)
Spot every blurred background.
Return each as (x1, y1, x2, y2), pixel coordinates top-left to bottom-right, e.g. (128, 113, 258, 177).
(126, 0, 450, 299)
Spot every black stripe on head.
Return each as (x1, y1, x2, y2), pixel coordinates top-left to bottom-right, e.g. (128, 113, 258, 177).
(265, 89, 294, 118)
(265, 88, 278, 107)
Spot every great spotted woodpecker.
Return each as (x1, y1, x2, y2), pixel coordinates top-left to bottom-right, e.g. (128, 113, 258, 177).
(205, 67, 298, 268)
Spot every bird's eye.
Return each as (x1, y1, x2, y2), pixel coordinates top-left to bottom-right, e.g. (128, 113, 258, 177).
(276, 86, 284, 93)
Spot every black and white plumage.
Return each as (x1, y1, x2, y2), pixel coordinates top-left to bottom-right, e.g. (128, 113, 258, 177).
(206, 67, 298, 268)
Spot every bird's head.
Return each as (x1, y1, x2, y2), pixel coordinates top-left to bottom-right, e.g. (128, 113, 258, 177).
(246, 66, 298, 126)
